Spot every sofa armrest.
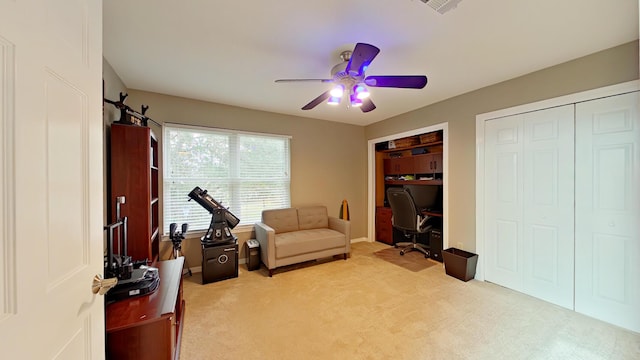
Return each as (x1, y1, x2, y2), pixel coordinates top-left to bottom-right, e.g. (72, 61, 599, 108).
(254, 222, 277, 270)
(328, 217, 351, 253)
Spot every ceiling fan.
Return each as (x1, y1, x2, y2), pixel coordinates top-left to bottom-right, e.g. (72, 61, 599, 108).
(275, 43, 428, 113)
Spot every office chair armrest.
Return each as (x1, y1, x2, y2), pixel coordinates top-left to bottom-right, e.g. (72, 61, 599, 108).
(254, 222, 276, 270)
(418, 215, 432, 233)
(328, 217, 351, 253)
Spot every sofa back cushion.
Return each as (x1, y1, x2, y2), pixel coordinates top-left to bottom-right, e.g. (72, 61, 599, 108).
(297, 206, 329, 230)
(262, 208, 299, 234)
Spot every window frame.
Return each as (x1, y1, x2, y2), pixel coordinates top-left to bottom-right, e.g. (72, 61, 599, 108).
(162, 123, 291, 236)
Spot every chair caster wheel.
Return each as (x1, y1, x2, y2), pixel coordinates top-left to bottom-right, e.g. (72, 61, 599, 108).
(400, 251, 405, 256)
(425, 254, 429, 258)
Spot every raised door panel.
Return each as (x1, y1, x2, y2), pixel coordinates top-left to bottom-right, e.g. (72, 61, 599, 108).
(484, 114, 524, 291)
(575, 91, 640, 332)
(521, 105, 574, 309)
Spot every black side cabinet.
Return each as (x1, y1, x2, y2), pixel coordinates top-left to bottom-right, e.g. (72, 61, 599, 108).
(202, 242, 238, 284)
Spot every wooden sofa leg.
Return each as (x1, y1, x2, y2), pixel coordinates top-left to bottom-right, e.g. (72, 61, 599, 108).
(343, 253, 347, 260)
(269, 269, 274, 277)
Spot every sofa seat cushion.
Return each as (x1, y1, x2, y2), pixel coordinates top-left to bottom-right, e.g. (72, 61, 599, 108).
(275, 229, 345, 259)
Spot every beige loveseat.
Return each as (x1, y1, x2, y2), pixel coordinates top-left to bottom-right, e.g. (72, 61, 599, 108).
(254, 205, 350, 276)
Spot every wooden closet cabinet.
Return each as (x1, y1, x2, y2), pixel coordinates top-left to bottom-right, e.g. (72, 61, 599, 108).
(413, 153, 443, 174)
(110, 123, 160, 264)
(383, 156, 414, 175)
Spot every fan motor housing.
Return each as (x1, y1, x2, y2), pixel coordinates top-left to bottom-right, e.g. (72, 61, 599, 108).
(331, 50, 362, 86)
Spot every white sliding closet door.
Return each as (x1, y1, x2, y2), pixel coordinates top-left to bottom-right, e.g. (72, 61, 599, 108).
(522, 106, 575, 309)
(575, 92, 640, 332)
(485, 105, 575, 309)
(485, 114, 525, 291)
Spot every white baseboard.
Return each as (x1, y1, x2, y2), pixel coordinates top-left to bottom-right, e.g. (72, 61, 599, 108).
(350, 237, 370, 243)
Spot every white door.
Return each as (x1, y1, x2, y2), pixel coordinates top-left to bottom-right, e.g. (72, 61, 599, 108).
(485, 113, 525, 291)
(485, 105, 575, 309)
(575, 91, 640, 332)
(521, 106, 575, 309)
(0, 1, 105, 359)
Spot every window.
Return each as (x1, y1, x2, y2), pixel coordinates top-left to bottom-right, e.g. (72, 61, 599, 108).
(163, 124, 290, 233)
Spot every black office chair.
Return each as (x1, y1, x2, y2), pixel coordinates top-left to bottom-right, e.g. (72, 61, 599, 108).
(386, 187, 432, 257)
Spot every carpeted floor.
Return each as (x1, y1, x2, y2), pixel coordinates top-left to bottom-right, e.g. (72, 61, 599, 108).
(179, 241, 640, 360)
(373, 245, 437, 272)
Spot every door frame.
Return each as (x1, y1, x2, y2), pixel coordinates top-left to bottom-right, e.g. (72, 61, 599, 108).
(475, 80, 639, 281)
(367, 122, 449, 250)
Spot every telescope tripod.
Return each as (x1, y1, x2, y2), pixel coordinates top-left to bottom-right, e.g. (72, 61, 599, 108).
(169, 223, 192, 277)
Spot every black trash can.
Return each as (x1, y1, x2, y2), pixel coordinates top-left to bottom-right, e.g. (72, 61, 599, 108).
(245, 239, 260, 271)
(442, 248, 478, 282)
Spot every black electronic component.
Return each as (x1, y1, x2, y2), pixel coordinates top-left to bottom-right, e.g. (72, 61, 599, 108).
(104, 196, 159, 302)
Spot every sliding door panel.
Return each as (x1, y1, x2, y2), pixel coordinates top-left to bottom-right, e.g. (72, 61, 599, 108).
(485, 115, 524, 291)
(485, 105, 574, 309)
(575, 91, 640, 332)
(522, 105, 574, 309)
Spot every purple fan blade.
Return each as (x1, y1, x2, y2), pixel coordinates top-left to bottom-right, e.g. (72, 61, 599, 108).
(364, 75, 428, 89)
(360, 98, 376, 113)
(301, 91, 331, 110)
(275, 79, 333, 83)
(345, 43, 380, 76)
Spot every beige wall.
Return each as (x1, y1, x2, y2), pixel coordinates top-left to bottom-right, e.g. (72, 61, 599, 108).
(123, 90, 368, 265)
(103, 41, 638, 268)
(365, 41, 639, 253)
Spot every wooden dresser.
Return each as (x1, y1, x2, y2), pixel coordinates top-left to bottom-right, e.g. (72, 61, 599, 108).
(106, 258, 185, 360)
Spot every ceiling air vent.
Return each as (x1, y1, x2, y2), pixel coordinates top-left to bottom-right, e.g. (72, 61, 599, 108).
(420, 0, 463, 14)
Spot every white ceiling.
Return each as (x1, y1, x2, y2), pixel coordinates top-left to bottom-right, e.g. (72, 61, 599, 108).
(103, 0, 639, 126)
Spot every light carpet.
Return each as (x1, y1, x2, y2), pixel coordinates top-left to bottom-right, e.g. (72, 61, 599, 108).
(179, 241, 640, 360)
(373, 245, 437, 272)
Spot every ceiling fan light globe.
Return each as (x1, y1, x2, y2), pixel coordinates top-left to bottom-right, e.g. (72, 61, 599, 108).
(356, 90, 370, 100)
(330, 84, 344, 97)
(354, 84, 370, 99)
(328, 96, 341, 105)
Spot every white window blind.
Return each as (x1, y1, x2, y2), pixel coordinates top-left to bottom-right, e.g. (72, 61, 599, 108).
(163, 124, 290, 234)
